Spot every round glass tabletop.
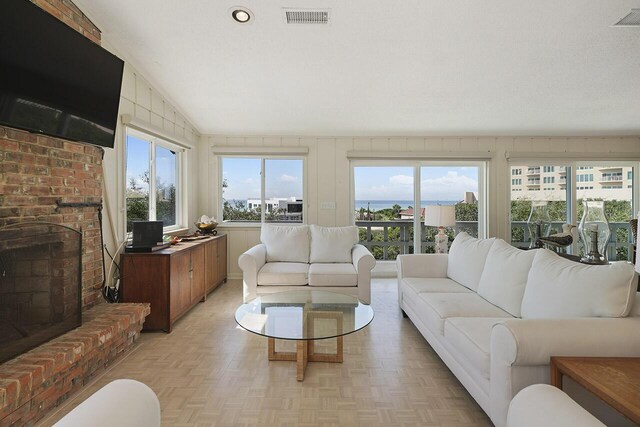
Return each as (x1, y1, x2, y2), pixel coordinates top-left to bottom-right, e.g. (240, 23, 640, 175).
(235, 290, 374, 341)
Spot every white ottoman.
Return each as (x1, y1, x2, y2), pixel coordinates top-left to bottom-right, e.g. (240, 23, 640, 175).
(507, 384, 605, 427)
(54, 379, 160, 427)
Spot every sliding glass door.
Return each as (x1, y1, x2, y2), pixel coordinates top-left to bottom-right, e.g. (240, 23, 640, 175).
(352, 161, 486, 260)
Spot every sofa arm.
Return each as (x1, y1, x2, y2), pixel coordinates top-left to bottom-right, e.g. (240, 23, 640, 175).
(490, 316, 640, 427)
(352, 244, 375, 305)
(396, 254, 448, 279)
(507, 385, 605, 427)
(491, 317, 640, 367)
(238, 244, 267, 303)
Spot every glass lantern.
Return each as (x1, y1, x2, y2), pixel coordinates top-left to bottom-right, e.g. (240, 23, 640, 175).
(578, 200, 611, 264)
(527, 201, 551, 248)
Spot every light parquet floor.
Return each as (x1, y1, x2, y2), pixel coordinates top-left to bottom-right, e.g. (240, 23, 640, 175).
(40, 279, 491, 427)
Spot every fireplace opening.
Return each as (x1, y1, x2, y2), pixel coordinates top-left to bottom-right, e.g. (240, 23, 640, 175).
(0, 222, 82, 363)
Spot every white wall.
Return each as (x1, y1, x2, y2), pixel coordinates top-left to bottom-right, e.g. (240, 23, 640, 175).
(100, 39, 201, 261)
(200, 135, 640, 278)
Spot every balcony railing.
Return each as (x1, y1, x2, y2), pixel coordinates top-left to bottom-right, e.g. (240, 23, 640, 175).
(356, 220, 634, 262)
(600, 175, 623, 182)
(356, 220, 478, 261)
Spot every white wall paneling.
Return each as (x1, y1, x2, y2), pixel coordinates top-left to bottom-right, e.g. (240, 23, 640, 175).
(99, 39, 202, 275)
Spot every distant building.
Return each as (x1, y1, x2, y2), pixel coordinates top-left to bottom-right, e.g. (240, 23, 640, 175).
(510, 166, 633, 201)
(399, 208, 425, 220)
(246, 197, 303, 220)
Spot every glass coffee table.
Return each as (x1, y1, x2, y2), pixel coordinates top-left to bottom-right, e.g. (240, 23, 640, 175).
(235, 290, 374, 381)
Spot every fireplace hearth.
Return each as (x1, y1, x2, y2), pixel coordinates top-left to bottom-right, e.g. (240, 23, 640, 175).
(0, 222, 82, 363)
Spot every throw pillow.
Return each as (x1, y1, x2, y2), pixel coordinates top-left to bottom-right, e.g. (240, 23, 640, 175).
(521, 249, 636, 318)
(309, 225, 358, 263)
(477, 239, 538, 317)
(260, 224, 310, 263)
(446, 231, 496, 291)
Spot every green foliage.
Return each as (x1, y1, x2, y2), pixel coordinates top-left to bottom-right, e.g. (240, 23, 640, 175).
(126, 171, 176, 231)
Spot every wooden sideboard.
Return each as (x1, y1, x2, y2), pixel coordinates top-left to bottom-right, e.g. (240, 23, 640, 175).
(120, 234, 227, 332)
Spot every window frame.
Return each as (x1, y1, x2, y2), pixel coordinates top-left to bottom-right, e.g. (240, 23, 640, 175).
(124, 127, 186, 234)
(507, 159, 639, 256)
(217, 155, 307, 226)
(350, 159, 488, 256)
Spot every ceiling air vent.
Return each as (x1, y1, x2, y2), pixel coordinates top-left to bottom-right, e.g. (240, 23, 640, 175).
(283, 8, 330, 24)
(612, 9, 640, 27)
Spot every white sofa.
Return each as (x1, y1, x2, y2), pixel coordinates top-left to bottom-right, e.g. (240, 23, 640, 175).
(54, 379, 160, 427)
(397, 232, 640, 427)
(239, 224, 376, 304)
(507, 384, 605, 427)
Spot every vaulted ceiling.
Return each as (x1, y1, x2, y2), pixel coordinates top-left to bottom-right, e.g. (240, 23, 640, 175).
(74, 0, 640, 136)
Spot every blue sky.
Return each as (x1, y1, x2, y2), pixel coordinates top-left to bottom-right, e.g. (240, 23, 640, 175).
(223, 158, 303, 200)
(355, 166, 478, 201)
(221, 159, 478, 202)
(126, 135, 176, 192)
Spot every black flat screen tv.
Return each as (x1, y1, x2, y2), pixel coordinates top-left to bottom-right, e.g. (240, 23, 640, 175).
(0, 0, 124, 149)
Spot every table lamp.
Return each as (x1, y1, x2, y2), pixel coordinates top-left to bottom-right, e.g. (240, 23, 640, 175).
(425, 205, 456, 254)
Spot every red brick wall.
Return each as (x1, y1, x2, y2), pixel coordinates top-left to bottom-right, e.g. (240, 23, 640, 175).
(0, 0, 105, 309)
(0, 303, 150, 426)
(30, 0, 101, 44)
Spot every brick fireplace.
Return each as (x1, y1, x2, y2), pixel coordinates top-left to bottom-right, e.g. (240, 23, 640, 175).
(0, 223, 82, 364)
(0, 1, 150, 425)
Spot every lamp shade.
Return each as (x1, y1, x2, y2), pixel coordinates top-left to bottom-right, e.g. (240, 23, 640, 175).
(424, 205, 456, 227)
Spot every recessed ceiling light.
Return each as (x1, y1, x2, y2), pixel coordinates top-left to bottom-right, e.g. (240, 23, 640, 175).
(231, 7, 252, 24)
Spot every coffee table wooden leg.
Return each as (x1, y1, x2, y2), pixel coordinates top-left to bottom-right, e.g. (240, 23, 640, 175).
(550, 358, 563, 389)
(297, 340, 308, 381)
(307, 311, 344, 363)
(268, 338, 296, 361)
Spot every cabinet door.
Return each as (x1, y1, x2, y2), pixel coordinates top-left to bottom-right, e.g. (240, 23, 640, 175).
(216, 236, 227, 285)
(204, 239, 218, 294)
(170, 250, 191, 320)
(191, 244, 205, 304)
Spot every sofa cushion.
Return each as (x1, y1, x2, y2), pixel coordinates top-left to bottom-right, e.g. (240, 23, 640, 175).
(447, 232, 496, 291)
(261, 224, 310, 263)
(415, 293, 513, 335)
(445, 318, 503, 380)
(521, 249, 637, 319)
(477, 239, 538, 317)
(257, 262, 309, 286)
(309, 263, 357, 287)
(309, 225, 358, 263)
(401, 277, 472, 302)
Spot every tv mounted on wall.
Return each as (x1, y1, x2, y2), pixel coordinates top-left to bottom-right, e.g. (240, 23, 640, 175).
(0, 0, 124, 149)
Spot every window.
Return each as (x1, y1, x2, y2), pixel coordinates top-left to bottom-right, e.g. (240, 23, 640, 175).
(352, 162, 485, 260)
(512, 168, 522, 176)
(509, 161, 637, 261)
(510, 164, 569, 249)
(577, 165, 634, 261)
(420, 166, 481, 250)
(221, 157, 304, 223)
(125, 129, 183, 233)
(512, 178, 522, 185)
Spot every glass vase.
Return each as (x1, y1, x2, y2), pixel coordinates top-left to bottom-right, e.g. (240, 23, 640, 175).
(527, 202, 551, 248)
(578, 200, 610, 264)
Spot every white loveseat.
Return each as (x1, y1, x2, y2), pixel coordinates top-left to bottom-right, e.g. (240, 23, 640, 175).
(397, 232, 640, 427)
(239, 224, 376, 304)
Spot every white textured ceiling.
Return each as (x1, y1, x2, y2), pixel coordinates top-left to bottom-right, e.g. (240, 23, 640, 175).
(74, 0, 640, 136)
